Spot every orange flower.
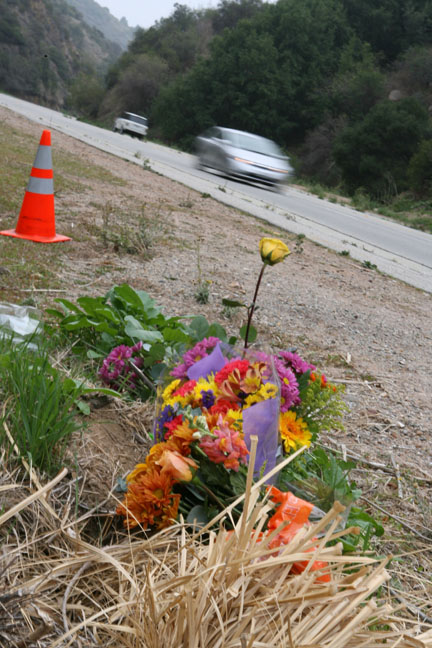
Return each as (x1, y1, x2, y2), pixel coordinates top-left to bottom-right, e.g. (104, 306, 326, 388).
(156, 449, 197, 482)
(126, 462, 147, 484)
(117, 468, 180, 530)
(168, 418, 196, 454)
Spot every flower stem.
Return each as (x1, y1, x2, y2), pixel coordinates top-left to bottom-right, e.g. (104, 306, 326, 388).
(192, 478, 226, 510)
(244, 263, 266, 350)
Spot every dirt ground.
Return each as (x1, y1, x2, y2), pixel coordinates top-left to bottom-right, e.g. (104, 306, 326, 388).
(1, 106, 431, 604)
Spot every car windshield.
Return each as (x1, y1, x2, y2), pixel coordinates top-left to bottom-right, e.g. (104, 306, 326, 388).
(123, 113, 148, 126)
(223, 132, 282, 157)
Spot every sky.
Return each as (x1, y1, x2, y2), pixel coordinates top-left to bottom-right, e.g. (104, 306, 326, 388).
(99, 0, 220, 29)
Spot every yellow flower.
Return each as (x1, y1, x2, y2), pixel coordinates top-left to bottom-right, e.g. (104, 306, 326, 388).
(259, 238, 290, 266)
(279, 411, 311, 453)
(162, 379, 181, 402)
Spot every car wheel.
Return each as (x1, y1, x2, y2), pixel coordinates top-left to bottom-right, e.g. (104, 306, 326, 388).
(196, 155, 206, 170)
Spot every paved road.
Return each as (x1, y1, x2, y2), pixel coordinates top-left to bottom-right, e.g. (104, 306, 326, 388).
(1, 93, 431, 293)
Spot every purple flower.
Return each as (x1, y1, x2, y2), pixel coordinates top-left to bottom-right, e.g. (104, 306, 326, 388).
(273, 357, 300, 412)
(99, 341, 144, 390)
(170, 337, 222, 379)
(278, 350, 316, 375)
(153, 404, 177, 442)
(201, 389, 215, 409)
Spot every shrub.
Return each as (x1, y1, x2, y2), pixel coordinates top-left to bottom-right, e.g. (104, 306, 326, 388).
(407, 139, 432, 198)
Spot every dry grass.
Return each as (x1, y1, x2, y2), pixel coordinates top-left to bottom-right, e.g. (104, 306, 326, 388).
(1, 443, 432, 647)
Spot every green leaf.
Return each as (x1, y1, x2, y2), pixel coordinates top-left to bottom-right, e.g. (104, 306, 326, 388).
(45, 307, 68, 319)
(76, 296, 107, 316)
(189, 315, 209, 340)
(76, 400, 91, 415)
(87, 349, 104, 359)
(54, 298, 84, 314)
(161, 326, 190, 344)
(229, 470, 247, 496)
(207, 322, 228, 341)
(124, 317, 164, 342)
(222, 298, 247, 308)
(240, 324, 257, 343)
(186, 505, 209, 527)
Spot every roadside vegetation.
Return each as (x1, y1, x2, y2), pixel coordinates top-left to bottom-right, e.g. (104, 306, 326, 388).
(1, 0, 431, 232)
(73, 0, 432, 232)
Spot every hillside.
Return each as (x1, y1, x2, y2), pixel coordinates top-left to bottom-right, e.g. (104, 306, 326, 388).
(0, 0, 122, 108)
(65, 0, 136, 50)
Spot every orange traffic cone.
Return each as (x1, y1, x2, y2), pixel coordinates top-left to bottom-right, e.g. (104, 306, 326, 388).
(0, 130, 70, 243)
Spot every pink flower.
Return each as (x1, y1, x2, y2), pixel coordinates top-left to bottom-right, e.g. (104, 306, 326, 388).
(171, 337, 221, 378)
(199, 417, 248, 472)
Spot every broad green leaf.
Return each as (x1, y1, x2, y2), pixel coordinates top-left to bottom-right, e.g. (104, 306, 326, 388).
(188, 315, 209, 340)
(124, 316, 164, 342)
(240, 324, 257, 344)
(76, 400, 91, 415)
(54, 298, 84, 314)
(87, 349, 104, 359)
(77, 296, 107, 316)
(207, 322, 228, 341)
(186, 505, 209, 527)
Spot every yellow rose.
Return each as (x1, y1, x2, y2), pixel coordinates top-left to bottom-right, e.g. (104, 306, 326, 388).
(259, 238, 290, 265)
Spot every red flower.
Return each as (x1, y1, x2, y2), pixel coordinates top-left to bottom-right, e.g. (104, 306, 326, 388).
(214, 359, 250, 385)
(163, 415, 184, 439)
(172, 379, 197, 397)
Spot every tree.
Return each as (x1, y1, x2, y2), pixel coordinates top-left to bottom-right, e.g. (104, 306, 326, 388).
(330, 38, 386, 121)
(340, 0, 432, 62)
(153, 0, 351, 148)
(408, 139, 432, 198)
(67, 73, 106, 119)
(333, 98, 431, 198)
(100, 54, 171, 120)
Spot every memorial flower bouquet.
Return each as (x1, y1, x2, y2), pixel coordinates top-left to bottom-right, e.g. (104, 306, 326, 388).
(116, 239, 347, 538)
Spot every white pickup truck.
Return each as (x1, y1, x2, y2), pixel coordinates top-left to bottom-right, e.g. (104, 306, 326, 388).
(113, 112, 148, 139)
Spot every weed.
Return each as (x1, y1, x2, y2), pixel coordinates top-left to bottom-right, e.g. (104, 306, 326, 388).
(339, 250, 350, 256)
(100, 203, 158, 258)
(179, 195, 194, 209)
(194, 282, 210, 304)
(0, 340, 84, 475)
(201, 192, 211, 199)
(222, 305, 239, 319)
(362, 260, 377, 270)
(194, 237, 210, 304)
(294, 233, 305, 253)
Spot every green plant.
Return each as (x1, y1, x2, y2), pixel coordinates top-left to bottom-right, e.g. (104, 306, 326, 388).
(278, 446, 384, 551)
(47, 284, 232, 398)
(362, 260, 377, 270)
(194, 281, 209, 304)
(0, 341, 84, 475)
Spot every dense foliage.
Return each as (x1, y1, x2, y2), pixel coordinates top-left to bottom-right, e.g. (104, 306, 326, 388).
(97, 0, 432, 208)
(2, 0, 432, 212)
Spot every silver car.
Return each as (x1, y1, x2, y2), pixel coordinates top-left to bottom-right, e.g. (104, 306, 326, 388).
(195, 126, 293, 188)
